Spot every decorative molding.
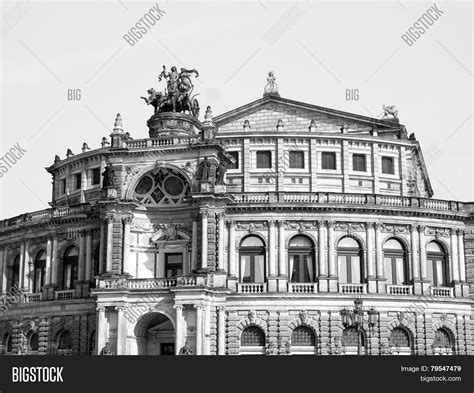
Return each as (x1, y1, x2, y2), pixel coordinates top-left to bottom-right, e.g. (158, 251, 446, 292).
(426, 227, 450, 238)
(236, 222, 268, 231)
(381, 224, 409, 234)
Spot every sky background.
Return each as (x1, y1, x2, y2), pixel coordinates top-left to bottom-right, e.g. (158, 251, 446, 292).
(1, 0, 473, 218)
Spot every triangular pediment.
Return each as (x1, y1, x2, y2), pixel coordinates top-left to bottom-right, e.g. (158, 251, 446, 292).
(214, 95, 403, 137)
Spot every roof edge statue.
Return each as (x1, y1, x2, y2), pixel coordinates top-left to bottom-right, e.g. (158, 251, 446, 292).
(142, 65, 201, 138)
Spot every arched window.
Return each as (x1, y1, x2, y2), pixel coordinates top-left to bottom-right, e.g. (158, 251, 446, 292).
(291, 326, 316, 346)
(62, 247, 79, 290)
(342, 326, 366, 355)
(10, 255, 20, 290)
(240, 236, 266, 283)
(337, 237, 363, 284)
(389, 327, 411, 354)
(426, 242, 448, 287)
(28, 332, 39, 352)
(289, 236, 315, 283)
(433, 328, 453, 354)
(33, 251, 46, 293)
(3, 333, 12, 354)
(57, 330, 72, 355)
(133, 168, 190, 206)
(241, 326, 265, 346)
(383, 239, 408, 285)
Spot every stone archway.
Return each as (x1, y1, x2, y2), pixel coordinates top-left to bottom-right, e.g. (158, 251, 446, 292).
(132, 312, 175, 355)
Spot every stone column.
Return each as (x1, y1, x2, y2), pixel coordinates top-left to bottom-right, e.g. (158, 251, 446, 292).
(85, 231, 92, 282)
(318, 221, 328, 292)
(217, 213, 225, 271)
(278, 221, 287, 291)
(78, 231, 86, 281)
(375, 223, 384, 293)
(204, 305, 211, 355)
(191, 216, 198, 272)
(96, 306, 107, 355)
(122, 216, 132, 275)
(106, 216, 114, 272)
(0, 247, 5, 294)
(23, 242, 31, 291)
(411, 224, 421, 295)
(50, 236, 58, 286)
(458, 229, 466, 282)
(228, 221, 236, 276)
(327, 221, 337, 292)
(174, 305, 184, 355)
(194, 305, 204, 355)
(268, 221, 277, 292)
(450, 229, 460, 282)
(366, 222, 376, 293)
(45, 237, 52, 285)
(217, 306, 226, 355)
(417, 225, 432, 293)
(98, 220, 105, 274)
(116, 306, 127, 355)
(200, 211, 208, 270)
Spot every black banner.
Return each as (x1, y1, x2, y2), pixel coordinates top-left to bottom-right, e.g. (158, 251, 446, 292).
(0, 356, 472, 393)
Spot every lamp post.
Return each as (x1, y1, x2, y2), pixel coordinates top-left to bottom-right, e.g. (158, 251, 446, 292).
(341, 297, 378, 355)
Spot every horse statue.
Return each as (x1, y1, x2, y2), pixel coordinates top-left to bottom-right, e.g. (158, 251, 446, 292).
(141, 88, 166, 113)
(142, 66, 201, 118)
(380, 104, 398, 119)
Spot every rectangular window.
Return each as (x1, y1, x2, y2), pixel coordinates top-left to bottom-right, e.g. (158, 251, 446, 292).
(321, 152, 336, 170)
(73, 173, 82, 190)
(289, 151, 304, 169)
(60, 179, 66, 195)
(91, 168, 101, 185)
(256, 151, 272, 169)
(382, 156, 395, 174)
(228, 151, 239, 170)
(165, 253, 183, 278)
(352, 154, 366, 172)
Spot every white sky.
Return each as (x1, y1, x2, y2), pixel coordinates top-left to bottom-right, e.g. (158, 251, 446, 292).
(1, 0, 473, 218)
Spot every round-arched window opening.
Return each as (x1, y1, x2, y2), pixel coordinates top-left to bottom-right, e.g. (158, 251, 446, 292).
(383, 238, 408, 285)
(241, 326, 265, 346)
(389, 327, 410, 348)
(342, 326, 366, 354)
(291, 326, 316, 346)
(57, 330, 72, 355)
(33, 250, 46, 293)
(426, 241, 448, 287)
(239, 236, 266, 283)
(133, 168, 189, 206)
(28, 332, 39, 352)
(288, 235, 315, 283)
(62, 247, 79, 290)
(337, 237, 363, 284)
(3, 333, 13, 354)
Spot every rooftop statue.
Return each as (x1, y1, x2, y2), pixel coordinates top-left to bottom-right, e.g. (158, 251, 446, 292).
(380, 104, 398, 119)
(141, 65, 200, 118)
(264, 71, 279, 96)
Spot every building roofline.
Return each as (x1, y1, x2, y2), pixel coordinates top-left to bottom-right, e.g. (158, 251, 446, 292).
(213, 94, 403, 130)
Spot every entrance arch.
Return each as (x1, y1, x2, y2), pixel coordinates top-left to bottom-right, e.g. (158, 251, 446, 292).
(132, 312, 176, 355)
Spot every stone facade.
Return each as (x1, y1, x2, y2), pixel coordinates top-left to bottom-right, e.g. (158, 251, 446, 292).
(0, 89, 472, 356)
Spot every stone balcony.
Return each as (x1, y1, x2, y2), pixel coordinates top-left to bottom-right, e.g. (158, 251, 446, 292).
(0, 204, 94, 230)
(95, 275, 209, 291)
(230, 192, 463, 213)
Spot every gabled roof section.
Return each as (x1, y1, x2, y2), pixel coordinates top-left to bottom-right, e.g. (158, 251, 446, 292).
(214, 94, 404, 136)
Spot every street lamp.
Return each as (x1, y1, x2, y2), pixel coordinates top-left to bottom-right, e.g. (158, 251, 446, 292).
(341, 297, 378, 355)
